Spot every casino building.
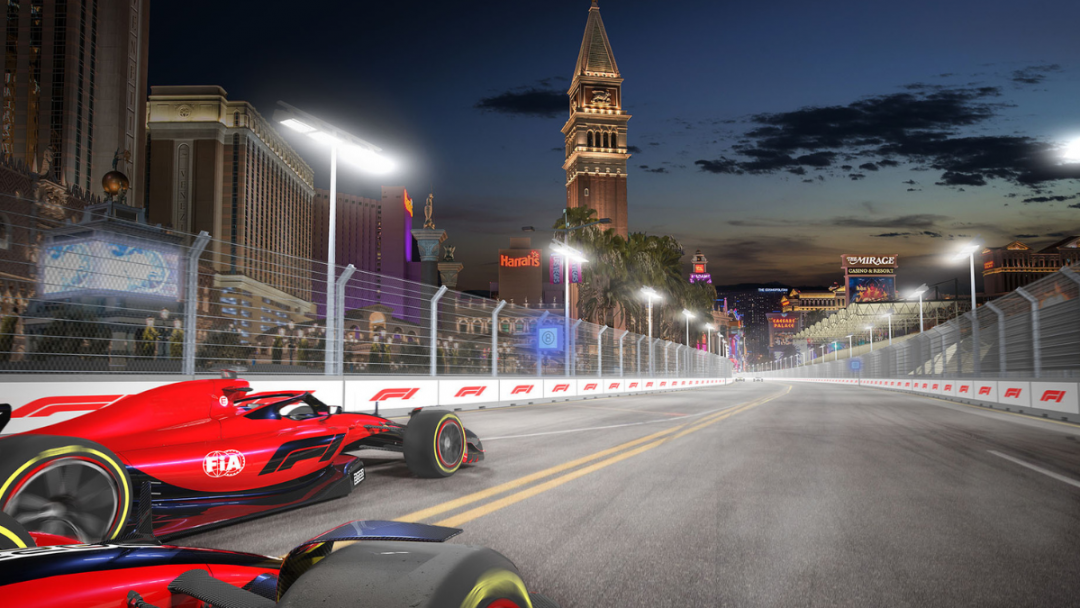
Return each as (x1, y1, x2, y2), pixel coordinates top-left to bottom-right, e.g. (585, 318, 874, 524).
(981, 237, 1080, 297)
(562, 0, 630, 239)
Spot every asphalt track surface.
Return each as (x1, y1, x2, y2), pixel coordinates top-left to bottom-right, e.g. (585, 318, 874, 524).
(182, 381, 1080, 607)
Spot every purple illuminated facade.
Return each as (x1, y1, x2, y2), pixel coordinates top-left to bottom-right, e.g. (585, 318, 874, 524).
(311, 186, 422, 323)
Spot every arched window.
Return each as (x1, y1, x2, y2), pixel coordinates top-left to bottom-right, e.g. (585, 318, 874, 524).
(587, 131, 594, 147)
(601, 132, 609, 148)
(584, 188, 590, 197)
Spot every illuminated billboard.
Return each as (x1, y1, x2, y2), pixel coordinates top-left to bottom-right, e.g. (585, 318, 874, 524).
(847, 276, 895, 303)
(766, 312, 800, 353)
(499, 248, 543, 305)
(40, 237, 182, 300)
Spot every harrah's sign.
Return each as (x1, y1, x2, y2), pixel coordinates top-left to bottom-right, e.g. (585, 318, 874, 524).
(500, 250, 540, 268)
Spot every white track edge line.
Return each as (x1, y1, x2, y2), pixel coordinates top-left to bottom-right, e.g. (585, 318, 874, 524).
(988, 450, 1080, 490)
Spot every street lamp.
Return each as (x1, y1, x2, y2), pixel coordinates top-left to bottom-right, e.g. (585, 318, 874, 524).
(273, 102, 395, 376)
(641, 287, 661, 376)
(833, 341, 839, 361)
(952, 239, 981, 312)
(682, 309, 694, 346)
(846, 334, 853, 357)
(865, 325, 874, 352)
(908, 284, 928, 333)
(705, 323, 714, 354)
(881, 312, 892, 346)
(551, 240, 588, 376)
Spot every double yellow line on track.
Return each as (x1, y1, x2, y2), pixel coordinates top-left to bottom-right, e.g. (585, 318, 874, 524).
(396, 385, 791, 528)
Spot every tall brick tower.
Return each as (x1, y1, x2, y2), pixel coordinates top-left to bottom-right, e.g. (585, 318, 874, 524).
(562, 0, 631, 238)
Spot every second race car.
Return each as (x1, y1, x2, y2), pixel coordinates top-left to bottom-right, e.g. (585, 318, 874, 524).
(0, 375, 484, 542)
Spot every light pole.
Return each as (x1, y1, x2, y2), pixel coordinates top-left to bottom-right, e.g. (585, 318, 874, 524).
(908, 284, 928, 333)
(833, 341, 839, 361)
(682, 309, 694, 346)
(705, 323, 714, 355)
(642, 287, 661, 376)
(865, 325, 874, 352)
(846, 334, 853, 357)
(274, 103, 394, 376)
(882, 312, 892, 345)
(953, 239, 981, 312)
(551, 241, 589, 376)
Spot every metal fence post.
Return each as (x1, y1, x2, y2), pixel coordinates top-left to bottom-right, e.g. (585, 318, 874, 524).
(636, 335, 645, 375)
(675, 345, 681, 376)
(571, 319, 583, 377)
(664, 342, 671, 376)
(182, 232, 211, 377)
(1016, 287, 1041, 378)
(536, 311, 550, 377)
(429, 286, 448, 376)
(597, 326, 607, 377)
(334, 264, 356, 376)
(939, 332, 947, 377)
(970, 310, 980, 377)
(491, 300, 507, 377)
(618, 330, 627, 376)
(985, 302, 1006, 374)
(1061, 268, 1080, 367)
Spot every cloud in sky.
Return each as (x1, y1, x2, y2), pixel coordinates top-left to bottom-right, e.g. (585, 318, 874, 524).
(639, 165, 669, 174)
(1022, 194, 1078, 203)
(693, 83, 1080, 189)
(729, 213, 950, 230)
(475, 87, 564, 118)
(1011, 64, 1061, 85)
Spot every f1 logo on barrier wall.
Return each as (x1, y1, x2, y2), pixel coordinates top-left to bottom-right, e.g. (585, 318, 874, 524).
(552, 384, 570, 393)
(511, 385, 534, 395)
(1041, 390, 1067, 403)
(454, 386, 487, 398)
(1004, 388, 1023, 399)
(959, 385, 970, 394)
(646, 382, 654, 388)
(371, 388, 419, 401)
(944, 384, 953, 392)
(608, 383, 620, 390)
(630, 382, 639, 389)
(584, 383, 598, 391)
(978, 386, 992, 395)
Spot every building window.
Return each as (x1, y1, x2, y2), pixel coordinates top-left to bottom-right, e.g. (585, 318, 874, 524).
(587, 131, 594, 147)
(584, 188, 589, 197)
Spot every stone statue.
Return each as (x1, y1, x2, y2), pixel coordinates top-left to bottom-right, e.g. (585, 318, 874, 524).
(38, 145, 55, 178)
(111, 147, 131, 171)
(443, 245, 456, 262)
(423, 193, 435, 229)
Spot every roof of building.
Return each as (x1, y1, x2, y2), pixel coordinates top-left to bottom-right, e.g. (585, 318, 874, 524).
(574, 1, 620, 78)
(983, 236, 1080, 254)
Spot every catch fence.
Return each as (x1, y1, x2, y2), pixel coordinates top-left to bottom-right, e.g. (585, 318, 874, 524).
(754, 263, 1080, 380)
(0, 194, 731, 379)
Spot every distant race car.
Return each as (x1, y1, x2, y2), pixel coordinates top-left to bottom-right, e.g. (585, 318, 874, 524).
(753, 377, 764, 382)
(0, 510, 558, 608)
(0, 375, 484, 542)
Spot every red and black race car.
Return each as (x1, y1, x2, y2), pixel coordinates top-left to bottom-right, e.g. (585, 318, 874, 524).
(0, 510, 558, 608)
(0, 375, 484, 543)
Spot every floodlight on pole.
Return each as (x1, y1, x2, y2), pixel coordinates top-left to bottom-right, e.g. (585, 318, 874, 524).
(865, 325, 874, 352)
(881, 312, 893, 345)
(641, 287, 661, 376)
(846, 334, 854, 358)
(273, 102, 396, 376)
(909, 283, 928, 333)
(705, 323, 714, 355)
(682, 309, 694, 347)
(952, 239, 981, 313)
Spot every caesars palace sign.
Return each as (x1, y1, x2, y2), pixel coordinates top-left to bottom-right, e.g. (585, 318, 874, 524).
(842, 254, 898, 275)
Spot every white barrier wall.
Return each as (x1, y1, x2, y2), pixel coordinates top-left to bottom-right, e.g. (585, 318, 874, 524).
(2, 376, 732, 434)
(763, 376, 1079, 420)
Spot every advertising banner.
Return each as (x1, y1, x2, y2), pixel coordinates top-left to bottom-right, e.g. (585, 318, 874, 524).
(847, 276, 896, 303)
(40, 238, 182, 300)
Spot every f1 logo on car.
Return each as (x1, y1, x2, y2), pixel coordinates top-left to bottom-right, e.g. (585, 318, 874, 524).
(584, 383, 598, 391)
(260, 434, 344, 476)
(203, 449, 245, 478)
(1004, 388, 1023, 398)
(454, 386, 486, 398)
(1041, 390, 1067, 403)
(552, 384, 570, 393)
(511, 385, 534, 395)
(371, 388, 419, 401)
(978, 386, 992, 395)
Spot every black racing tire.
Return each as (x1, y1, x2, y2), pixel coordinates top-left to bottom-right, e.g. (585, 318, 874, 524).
(0, 435, 132, 543)
(0, 510, 34, 549)
(404, 409, 465, 478)
(278, 540, 533, 608)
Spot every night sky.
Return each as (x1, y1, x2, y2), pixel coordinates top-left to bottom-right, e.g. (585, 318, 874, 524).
(151, 0, 1080, 293)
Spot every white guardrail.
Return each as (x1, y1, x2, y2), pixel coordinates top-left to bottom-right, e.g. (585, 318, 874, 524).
(2, 376, 733, 434)
(762, 377, 1080, 420)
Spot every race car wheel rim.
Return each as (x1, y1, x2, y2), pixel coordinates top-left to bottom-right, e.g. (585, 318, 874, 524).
(6, 458, 119, 543)
(435, 418, 465, 469)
